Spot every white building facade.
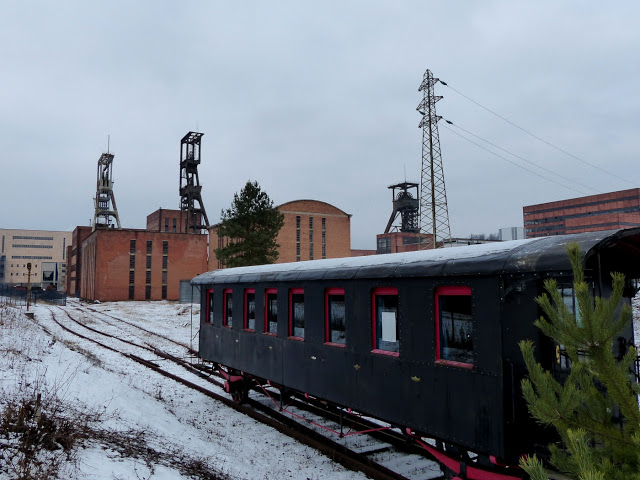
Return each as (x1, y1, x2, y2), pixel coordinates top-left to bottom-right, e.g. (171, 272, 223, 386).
(0, 229, 72, 290)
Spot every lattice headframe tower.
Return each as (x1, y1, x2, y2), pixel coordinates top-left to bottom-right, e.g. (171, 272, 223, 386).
(93, 152, 121, 231)
(384, 182, 420, 234)
(417, 69, 451, 248)
(179, 131, 210, 233)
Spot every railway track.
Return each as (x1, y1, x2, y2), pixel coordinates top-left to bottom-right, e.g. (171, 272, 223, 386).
(36, 305, 445, 480)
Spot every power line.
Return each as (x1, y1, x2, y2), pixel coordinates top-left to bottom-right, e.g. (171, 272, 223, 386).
(440, 81, 637, 188)
(440, 124, 590, 196)
(443, 119, 602, 195)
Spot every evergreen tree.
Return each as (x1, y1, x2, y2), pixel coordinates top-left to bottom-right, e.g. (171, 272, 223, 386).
(519, 243, 640, 480)
(214, 181, 285, 268)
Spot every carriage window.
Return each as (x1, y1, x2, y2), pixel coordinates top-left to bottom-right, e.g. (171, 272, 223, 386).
(289, 288, 304, 340)
(372, 287, 399, 355)
(264, 289, 278, 335)
(244, 289, 255, 331)
(436, 286, 473, 367)
(223, 289, 233, 328)
(325, 288, 346, 346)
(206, 289, 214, 324)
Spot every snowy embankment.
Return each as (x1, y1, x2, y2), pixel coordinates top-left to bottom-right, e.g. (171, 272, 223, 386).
(0, 300, 366, 480)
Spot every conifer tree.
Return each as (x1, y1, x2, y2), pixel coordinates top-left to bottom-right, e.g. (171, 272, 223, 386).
(519, 243, 640, 480)
(214, 181, 285, 268)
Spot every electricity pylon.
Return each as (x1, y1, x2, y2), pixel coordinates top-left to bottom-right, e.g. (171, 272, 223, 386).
(417, 69, 451, 248)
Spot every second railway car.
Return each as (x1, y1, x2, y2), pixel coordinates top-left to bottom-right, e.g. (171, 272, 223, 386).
(192, 228, 640, 478)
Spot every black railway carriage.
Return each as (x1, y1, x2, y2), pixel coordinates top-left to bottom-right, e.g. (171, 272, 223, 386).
(192, 228, 640, 474)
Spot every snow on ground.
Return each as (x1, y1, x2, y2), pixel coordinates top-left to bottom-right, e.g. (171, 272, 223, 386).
(0, 299, 368, 480)
(2, 292, 639, 480)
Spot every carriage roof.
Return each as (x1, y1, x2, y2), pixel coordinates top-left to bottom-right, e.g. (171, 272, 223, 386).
(192, 228, 640, 285)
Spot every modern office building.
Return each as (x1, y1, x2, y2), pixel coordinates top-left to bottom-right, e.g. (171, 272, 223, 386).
(523, 188, 640, 238)
(0, 228, 72, 290)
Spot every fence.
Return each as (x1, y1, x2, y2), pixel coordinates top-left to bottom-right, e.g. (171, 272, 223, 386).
(0, 284, 67, 307)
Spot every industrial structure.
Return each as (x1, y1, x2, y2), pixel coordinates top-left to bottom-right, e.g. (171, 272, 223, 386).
(523, 188, 640, 238)
(384, 182, 420, 234)
(93, 152, 121, 231)
(179, 132, 210, 233)
(417, 69, 451, 248)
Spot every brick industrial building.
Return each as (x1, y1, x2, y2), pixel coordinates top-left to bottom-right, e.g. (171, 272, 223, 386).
(208, 199, 351, 270)
(67, 209, 208, 302)
(0, 228, 72, 290)
(523, 188, 640, 238)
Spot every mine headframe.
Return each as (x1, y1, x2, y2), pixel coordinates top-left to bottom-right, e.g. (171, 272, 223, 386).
(93, 152, 121, 231)
(179, 131, 210, 234)
(384, 182, 420, 234)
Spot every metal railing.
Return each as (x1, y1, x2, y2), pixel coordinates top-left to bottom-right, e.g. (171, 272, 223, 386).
(0, 284, 66, 307)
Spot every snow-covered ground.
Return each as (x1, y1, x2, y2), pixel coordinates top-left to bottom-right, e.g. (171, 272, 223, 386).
(0, 299, 368, 480)
(2, 293, 639, 480)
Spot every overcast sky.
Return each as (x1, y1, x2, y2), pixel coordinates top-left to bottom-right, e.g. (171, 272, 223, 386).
(2, 2, 639, 249)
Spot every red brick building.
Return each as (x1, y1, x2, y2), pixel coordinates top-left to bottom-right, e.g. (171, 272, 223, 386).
(146, 209, 189, 233)
(523, 188, 640, 238)
(67, 208, 208, 302)
(375, 232, 433, 254)
(208, 199, 351, 270)
(79, 228, 207, 302)
(66, 226, 93, 297)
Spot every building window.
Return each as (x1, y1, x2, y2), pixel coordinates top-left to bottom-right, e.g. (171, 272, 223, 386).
(162, 271, 167, 284)
(296, 216, 301, 262)
(145, 271, 151, 284)
(372, 287, 399, 355)
(325, 288, 346, 346)
(377, 237, 391, 254)
(162, 256, 168, 269)
(435, 286, 473, 368)
(264, 288, 278, 335)
(129, 285, 135, 300)
(289, 288, 304, 339)
(129, 255, 136, 268)
(146, 255, 152, 269)
(165, 218, 169, 232)
(161, 285, 167, 299)
(206, 289, 214, 324)
(162, 241, 168, 255)
(130, 240, 136, 254)
(129, 270, 135, 284)
(62, 238, 66, 259)
(321, 218, 326, 259)
(146, 240, 152, 254)
(223, 289, 233, 328)
(244, 289, 256, 331)
(172, 218, 177, 233)
(145, 285, 151, 300)
(309, 217, 314, 260)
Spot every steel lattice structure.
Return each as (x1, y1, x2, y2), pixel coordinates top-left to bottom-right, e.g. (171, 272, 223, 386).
(93, 152, 121, 231)
(417, 69, 451, 248)
(179, 131, 210, 233)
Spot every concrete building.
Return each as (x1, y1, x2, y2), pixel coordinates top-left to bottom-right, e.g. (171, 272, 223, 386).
(208, 199, 352, 270)
(523, 188, 640, 238)
(499, 227, 526, 241)
(0, 228, 71, 290)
